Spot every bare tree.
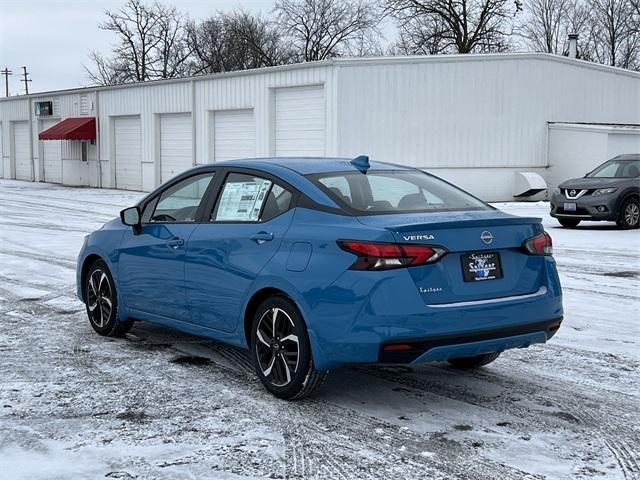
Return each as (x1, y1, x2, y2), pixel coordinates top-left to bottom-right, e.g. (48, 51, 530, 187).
(385, 0, 522, 54)
(187, 11, 293, 75)
(274, 0, 382, 61)
(85, 0, 192, 84)
(149, 3, 193, 79)
(519, 0, 572, 53)
(581, 0, 639, 68)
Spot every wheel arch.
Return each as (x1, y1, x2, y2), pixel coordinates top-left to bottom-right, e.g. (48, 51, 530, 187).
(615, 187, 639, 212)
(80, 254, 105, 303)
(243, 287, 296, 348)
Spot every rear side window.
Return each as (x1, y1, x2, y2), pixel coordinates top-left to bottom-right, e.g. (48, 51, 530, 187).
(212, 173, 293, 222)
(311, 170, 489, 213)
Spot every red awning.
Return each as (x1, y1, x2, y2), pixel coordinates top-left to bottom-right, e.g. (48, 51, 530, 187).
(39, 117, 96, 141)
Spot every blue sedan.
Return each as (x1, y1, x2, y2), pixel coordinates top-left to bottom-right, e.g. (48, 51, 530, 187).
(77, 156, 563, 399)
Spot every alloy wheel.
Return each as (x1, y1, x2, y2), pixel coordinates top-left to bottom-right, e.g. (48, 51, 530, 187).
(255, 307, 300, 386)
(87, 269, 113, 328)
(624, 202, 639, 226)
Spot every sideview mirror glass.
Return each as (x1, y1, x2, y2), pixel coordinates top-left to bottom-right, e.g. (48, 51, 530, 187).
(121, 206, 141, 227)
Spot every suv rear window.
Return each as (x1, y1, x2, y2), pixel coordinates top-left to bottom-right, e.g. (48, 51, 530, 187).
(309, 170, 489, 213)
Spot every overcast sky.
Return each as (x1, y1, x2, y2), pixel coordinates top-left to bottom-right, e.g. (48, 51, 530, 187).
(0, 0, 275, 95)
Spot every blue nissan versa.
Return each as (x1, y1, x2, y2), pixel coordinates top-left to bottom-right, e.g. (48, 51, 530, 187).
(77, 156, 563, 399)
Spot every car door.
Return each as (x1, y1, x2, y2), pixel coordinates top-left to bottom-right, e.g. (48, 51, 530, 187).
(118, 171, 216, 321)
(185, 170, 296, 332)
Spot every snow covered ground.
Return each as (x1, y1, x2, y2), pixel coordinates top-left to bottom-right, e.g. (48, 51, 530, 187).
(0, 179, 638, 480)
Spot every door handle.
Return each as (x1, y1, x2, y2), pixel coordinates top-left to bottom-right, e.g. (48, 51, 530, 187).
(166, 237, 185, 249)
(250, 231, 274, 244)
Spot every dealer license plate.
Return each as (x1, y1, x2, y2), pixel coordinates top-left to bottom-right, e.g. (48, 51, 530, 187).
(461, 252, 504, 282)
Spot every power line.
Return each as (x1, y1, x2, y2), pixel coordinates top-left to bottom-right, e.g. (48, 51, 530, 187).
(21, 66, 32, 95)
(1, 67, 12, 97)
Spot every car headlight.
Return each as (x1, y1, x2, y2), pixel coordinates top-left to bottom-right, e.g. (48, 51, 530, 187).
(553, 187, 561, 195)
(592, 187, 617, 196)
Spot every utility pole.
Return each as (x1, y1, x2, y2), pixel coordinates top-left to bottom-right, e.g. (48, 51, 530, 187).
(1, 67, 11, 97)
(21, 66, 32, 95)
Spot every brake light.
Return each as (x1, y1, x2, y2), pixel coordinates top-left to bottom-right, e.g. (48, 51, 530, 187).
(337, 240, 447, 270)
(522, 232, 553, 256)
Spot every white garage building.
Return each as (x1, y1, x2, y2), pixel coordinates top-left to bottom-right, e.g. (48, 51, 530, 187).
(0, 53, 638, 201)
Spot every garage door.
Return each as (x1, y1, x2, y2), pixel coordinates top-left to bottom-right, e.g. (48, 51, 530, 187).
(160, 113, 192, 182)
(114, 116, 142, 190)
(213, 109, 255, 161)
(274, 86, 325, 157)
(13, 121, 31, 180)
(41, 119, 62, 183)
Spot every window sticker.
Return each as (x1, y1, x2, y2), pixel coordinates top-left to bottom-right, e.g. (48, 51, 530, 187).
(216, 179, 272, 221)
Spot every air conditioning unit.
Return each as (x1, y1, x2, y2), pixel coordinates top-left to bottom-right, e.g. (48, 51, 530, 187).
(35, 101, 53, 116)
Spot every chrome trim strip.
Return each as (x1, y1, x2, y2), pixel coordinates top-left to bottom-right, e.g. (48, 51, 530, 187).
(554, 214, 593, 218)
(564, 189, 588, 200)
(427, 286, 548, 308)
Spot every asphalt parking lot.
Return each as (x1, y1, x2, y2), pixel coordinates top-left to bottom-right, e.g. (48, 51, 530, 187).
(1, 179, 638, 480)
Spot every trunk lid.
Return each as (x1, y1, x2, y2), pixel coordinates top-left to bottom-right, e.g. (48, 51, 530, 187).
(357, 209, 546, 305)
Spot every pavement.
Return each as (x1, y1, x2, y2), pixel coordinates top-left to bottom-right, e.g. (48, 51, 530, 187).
(0, 179, 639, 480)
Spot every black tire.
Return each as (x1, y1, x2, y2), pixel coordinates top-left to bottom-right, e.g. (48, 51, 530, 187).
(84, 259, 133, 337)
(558, 218, 580, 228)
(250, 296, 326, 400)
(448, 352, 501, 369)
(616, 197, 640, 229)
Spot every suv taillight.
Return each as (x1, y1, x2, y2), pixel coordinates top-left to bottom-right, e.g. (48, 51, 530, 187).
(522, 232, 553, 256)
(337, 240, 447, 270)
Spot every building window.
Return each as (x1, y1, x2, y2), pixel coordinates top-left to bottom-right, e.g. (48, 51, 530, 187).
(81, 141, 88, 162)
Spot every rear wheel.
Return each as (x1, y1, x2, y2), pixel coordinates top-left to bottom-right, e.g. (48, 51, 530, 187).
(250, 296, 326, 400)
(558, 218, 580, 228)
(85, 260, 133, 337)
(448, 352, 500, 369)
(617, 197, 640, 229)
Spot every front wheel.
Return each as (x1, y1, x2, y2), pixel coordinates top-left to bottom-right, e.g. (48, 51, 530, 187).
(617, 197, 640, 229)
(250, 296, 326, 400)
(85, 259, 133, 337)
(448, 352, 500, 369)
(558, 218, 580, 228)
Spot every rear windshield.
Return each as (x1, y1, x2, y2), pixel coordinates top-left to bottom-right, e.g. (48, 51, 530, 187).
(308, 170, 489, 213)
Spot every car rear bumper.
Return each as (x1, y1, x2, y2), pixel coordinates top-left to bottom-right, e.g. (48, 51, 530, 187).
(306, 259, 563, 370)
(379, 317, 562, 363)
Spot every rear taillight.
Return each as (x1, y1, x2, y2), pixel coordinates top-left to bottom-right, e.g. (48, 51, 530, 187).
(337, 240, 447, 270)
(522, 232, 553, 256)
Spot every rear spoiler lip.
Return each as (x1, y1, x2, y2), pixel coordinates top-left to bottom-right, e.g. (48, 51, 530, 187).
(380, 216, 543, 232)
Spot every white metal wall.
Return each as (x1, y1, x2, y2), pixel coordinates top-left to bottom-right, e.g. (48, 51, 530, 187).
(336, 55, 640, 201)
(195, 64, 336, 165)
(548, 124, 640, 191)
(1, 54, 638, 201)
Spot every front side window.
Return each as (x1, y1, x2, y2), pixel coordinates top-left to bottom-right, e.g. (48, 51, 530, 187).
(310, 170, 489, 213)
(150, 172, 215, 223)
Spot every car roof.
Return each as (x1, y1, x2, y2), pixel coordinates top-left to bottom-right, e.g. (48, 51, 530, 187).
(206, 157, 415, 175)
(610, 153, 640, 161)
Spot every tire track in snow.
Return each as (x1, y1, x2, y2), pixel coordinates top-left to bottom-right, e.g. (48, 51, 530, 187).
(355, 362, 639, 479)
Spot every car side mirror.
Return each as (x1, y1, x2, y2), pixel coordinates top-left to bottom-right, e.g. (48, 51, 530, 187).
(120, 206, 141, 234)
